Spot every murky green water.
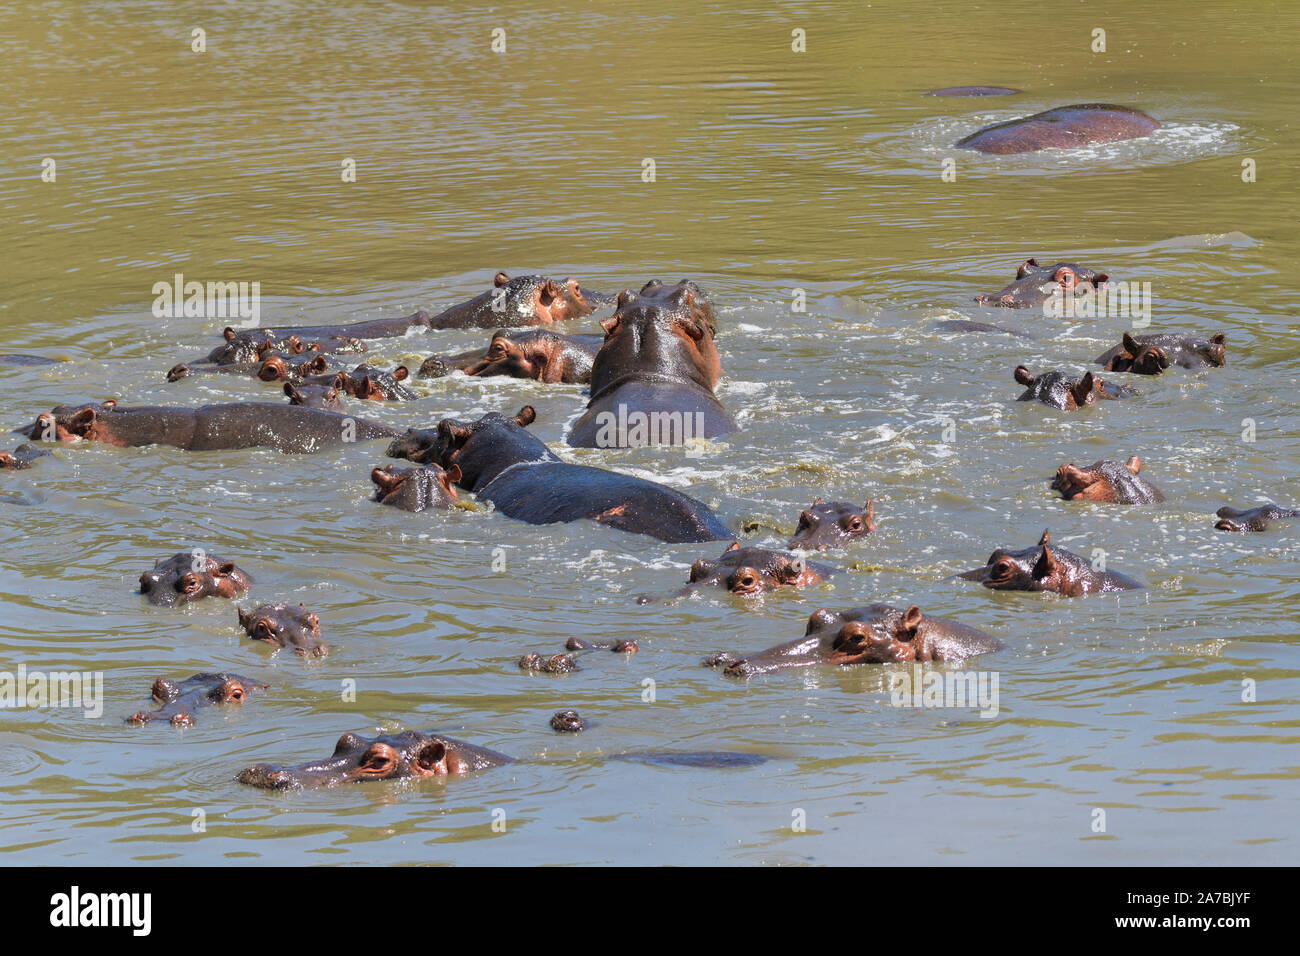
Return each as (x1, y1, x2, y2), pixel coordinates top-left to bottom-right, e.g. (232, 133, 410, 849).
(1, 2, 1297, 864)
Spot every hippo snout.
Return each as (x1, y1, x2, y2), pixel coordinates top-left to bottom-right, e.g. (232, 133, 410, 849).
(417, 355, 452, 378)
(237, 765, 297, 790)
(166, 363, 192, 381)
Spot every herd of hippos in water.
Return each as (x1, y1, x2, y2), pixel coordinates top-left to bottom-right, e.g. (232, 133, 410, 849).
(2, 93, 1295, 787)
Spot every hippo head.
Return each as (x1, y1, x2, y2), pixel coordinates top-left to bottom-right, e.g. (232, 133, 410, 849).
(976, 259, 1109, 309)
(140, 552, 253, 607)
(493, 272, 599, 325)
(387, 405, 541, 490)
(1052, 456, 1143, 502)
(335, 365, 413, 401)
(370, 463, 461, 511)
(257, 352, 330, 383)
(202, 328, 273, 365)
(237, 730, 510, 789)
(460, 329, 575, 383)
(283, 382, 343, 411)
(818, 604, 932, 665)
(19, 401, 118, 442)
(127, 673, 265, 727)
(787, 498, 876, 549)
(959, 530, 1065, 592)
(0, 443, 47, 470)
(1014, 366, 1104, 410)
(590, 280, 721, 396)
(688, 543, 826, 596)
(237, 603, 325, 657)
(1107, 333, 1172, 375)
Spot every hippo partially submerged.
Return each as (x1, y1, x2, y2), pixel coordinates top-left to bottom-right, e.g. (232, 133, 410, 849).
(238, 730, 511, 789)
(955, 104, 1160, 154)
(959, 530, 1141, 596)
(370, 464, 460, 511)
(787, 499, 876, 549)
(140, 552, 253, 607)
(126, 673, 266, 728)
(685, 543, 835, 597)
(237, 603, 326, 657)
(418, 328, 599, 384)
(1052, 457, 1165, 504)
(0, 443, 49, 470)
(1214, 504, 1299, 533)
(1096, 332, 1227, 375)
(976, 259, 1109, 309)
(386, 405, 732, 543)
(707, 604, 1003, 677)
(1014, 367, 1133, 409)
(567, 280, 737, 448)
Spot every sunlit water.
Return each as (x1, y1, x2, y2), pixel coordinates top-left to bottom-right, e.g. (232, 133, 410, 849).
(0, 1, 1296, 865)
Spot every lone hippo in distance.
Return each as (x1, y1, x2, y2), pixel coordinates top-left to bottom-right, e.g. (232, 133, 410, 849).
(684, 543, 835, 597)
(238, 603, 326, 657)
(18, 401, 398, 454)
(567, 280, 737, 448)
(370, 464, 460, 511)
(1052, 457, 1165, 504)
(976, 259, 1109, 309)
(955, 104, 1160, 154)
(707, 604, 1003, 677)
(386, 405, 732, 543)
(1014, 366, 1134, 409)
(126, 673, 266, 728)
(959, 530, 1141, 596)
(140, 552, 253, 607)
(788, 499, 876, 550)
(418, 328, 599, 384)
(238, 730, 512, 789)
(1096, 332, 1227, 375)
(0, 443, 49, 470)
(927, 86, 1019, 97)
(1215, 504, 1300, 533)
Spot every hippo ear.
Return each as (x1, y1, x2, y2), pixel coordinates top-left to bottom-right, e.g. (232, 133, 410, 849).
(864, 500, 874, 521)
(436, 419, 472, 449)
(513, 405, 536, 428)
(1122, 332, 1141, 354)
(223, 327, 238, 341)
(237, 606, 252, 627)
(306, 356, 328, 373)
(1037, 529, 1051, 546)
(67, 408, 97, 432)
(725, 541, 740, 552)
(415, 740, 448, 773)
(285, 335, 304, 354)
(1211, 333, 1226, 345)
(1032, 544, 1061, 580)
(331, 372, 348, 390)
(902, 605, 923, 635)
(1093, 273, 1109, 286)
(813, 497, 823, 505)
(216, 562, 238, 576)
(600, 315, 620, 336)
(1017, 258, 1039, 277)
(1070, 372, 1096, 407)
(615, 289, 634, 309)
(283, 383, 299, 400)
(393, 366, 409, 382)
(1014, 365, 1035, 387)
(494, 272, 510, 288)
(1125, 456, 1142, 474)
(542, 279, 559, 298)
(689, 559, 716, 582)
(444, 463, 462, 486)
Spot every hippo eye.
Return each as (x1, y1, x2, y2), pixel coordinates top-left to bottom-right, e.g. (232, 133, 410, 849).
(255, 619, 276, 639)
(843, 516, 864, 532)
(178, 574, 204, 593)
(358, 747, 396, 775)
(1054, 268, 1077, 288)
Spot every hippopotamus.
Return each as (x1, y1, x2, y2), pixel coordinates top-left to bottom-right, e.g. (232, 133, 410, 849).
(0, 354, 59, 366)
(18, 401, 398, 453)
(168, 349, 335, 384)
(566, 280, 737, 448)
(958, 530, 1141, 596)
(1214, 504, 1300, 533)
(126, 673, 266, 727)
(140, 552, 253, 607)
(237, 729, 512, 789)
(610, 751, 769, 768)
(707, 604, 1003, 677)
(933, 319, 1034, 339)
(0, 443, 49, 470)
(199, 330, 366, 367)
(550, 710, 587, 732)
(518, 653, 577, 674)
(787, 499, 876, 549)
(387, 405, 732, 543)
(684, 543, 835, 596)
(237, 603, 325, 657)
(418, 328, 600, 384)
(955, 104, 1161, 154)
(1014, 366, 1134, 409)
(927, 86, 1019, 97)
(564, 637, 638, 654)
(283, 382, 344, 411)
(332, 364, 417, 402)
(370, 464, 460, 511)
(1096, 332, 1227, 374)
(1052, 456, 1165, 504)
(976, 259, 1109, 309)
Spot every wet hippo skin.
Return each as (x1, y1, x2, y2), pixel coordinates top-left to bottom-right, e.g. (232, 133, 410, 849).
(1014, 366, 1133, 409)
(958, 529, 1141, 596)
(237, 603, 326, 657)
(1096, 332, 1227, 374)
(1052, 457, 1165, 504)
(787, 498, 876, 549)
(126, 673, 266, 728)
(418, 328, 599, 384)
(976, 259, 1109, 309)
(139, 552, 253, 607)
(955, 104, 1160, 154)
(370, 463, 460, 511)
(1215, 504, 1299, 533)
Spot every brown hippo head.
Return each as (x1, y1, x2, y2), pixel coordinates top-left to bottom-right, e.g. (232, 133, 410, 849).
(688, 542, 832, 596)
(787, 498, 876, 549)
(140, 551, 253, 607)
(976, 259, 1109, 309)
(20, 401, 119, 442)
(370, 463, 461, 511)
(237, 603, 325, 657)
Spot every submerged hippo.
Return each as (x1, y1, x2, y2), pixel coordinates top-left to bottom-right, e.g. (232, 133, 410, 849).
(168, 349, 334, 384)
(1014, 366, 1133, 409)
(959, 530, 1141, 596)
(787, 499, 876, 549)
(519, 653, 577, 674)
(686, 543, 835, 596)
(18, 401, 398, 453)
(1214, 503, 1299, 533)
(1052, 456, 1165, 504)
(418, 328, 599, 384)
(333, 364, 417, 402)
(140, 552, 253, 607)
(0, 443, 49, 470)
(955, 104, 1160, 154)
(199, 330, 366, 367)
(238, 729, 512, 789)
(550, 710, 587, 733)
(1096, 332, 1227, 375)
(708, 604, 1003, 677)
(933, 319, 1034, 339)
(976, 259, 1109, 309)
(927, 86, 1019, 97)
(370, 464, 460, 511)
(0, 354, 59, 366)
(567, 280, 737, 448)
(126, 673, 266, 728)
(565, 637, 638, 654)
(386, 405, 732, 543)
(283, 382, 344, 411)
(237, 603, 326, 657)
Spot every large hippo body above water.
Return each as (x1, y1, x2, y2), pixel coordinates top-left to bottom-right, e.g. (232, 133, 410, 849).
(955, 104, 1161, 155)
